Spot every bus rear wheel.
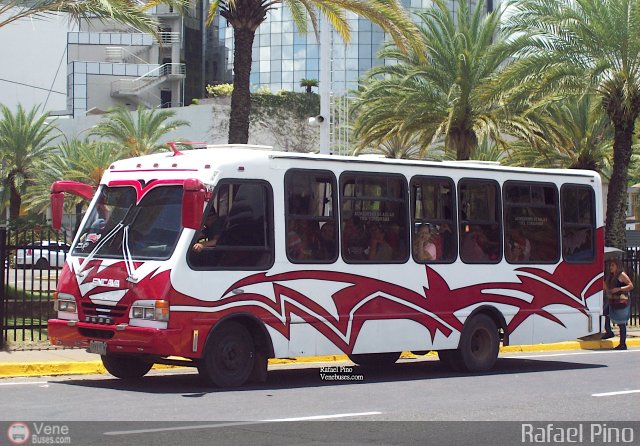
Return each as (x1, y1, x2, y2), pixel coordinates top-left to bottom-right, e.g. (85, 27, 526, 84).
(200, 321, 255, 387)
(440, 314, 499, 373)
(348, 352, 401, 368)
(101, 354, 153, 380)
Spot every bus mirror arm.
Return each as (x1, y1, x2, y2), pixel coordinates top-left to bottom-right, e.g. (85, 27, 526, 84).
(182, 178, 206, 230)
(50, 181, 96, 231)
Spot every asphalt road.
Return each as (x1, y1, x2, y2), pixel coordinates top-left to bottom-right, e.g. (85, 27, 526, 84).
(1, 349, 639, 445)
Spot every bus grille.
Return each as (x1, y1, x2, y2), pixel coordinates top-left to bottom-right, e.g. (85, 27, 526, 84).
(81, 302, 128, 320)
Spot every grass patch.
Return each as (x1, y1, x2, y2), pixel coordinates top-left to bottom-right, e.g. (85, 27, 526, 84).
(4, 285, 53, 301)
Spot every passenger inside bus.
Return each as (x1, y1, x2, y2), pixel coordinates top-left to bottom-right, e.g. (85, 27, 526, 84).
(317, 222, 337, 260)
(461, 225, 495, 262)
(413, 224, 438, 262)
(506, 229, 531, 262)
(287, 219, 318, 260)
(343, 215, 369, 260)
(368, 222, 393, 261)
(192, 208, 224, 252)
(563, 228, 593, 261)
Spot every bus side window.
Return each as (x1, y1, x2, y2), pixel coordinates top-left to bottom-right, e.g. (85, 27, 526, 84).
(340, 172, 409, 263)
(188, 181, 274, 270)
(458, 179, 502, 264)
(561, 185, 595, 262)
(503, 182, 559, 264)
(284, 169, 338, 263)
(411, 176, 456, 263)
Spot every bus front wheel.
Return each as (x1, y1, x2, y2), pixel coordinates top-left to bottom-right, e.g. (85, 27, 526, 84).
(200, 321, 255, 387)
(101, 354, 153, 380)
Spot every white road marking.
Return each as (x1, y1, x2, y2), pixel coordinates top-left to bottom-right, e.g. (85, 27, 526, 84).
(104, 411, 382, 436)
(0, 381, 48, 386)
(263, 412, 382, 422)
(592, 390, 640, 397)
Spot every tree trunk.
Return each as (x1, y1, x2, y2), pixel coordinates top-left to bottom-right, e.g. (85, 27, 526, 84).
(447, 126, 477, 160)
(604, 119, 635, 249)
(9, 182, 21, 221)
(228, 27, 256, 144)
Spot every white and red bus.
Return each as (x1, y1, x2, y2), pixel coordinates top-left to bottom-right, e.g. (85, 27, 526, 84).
(48, 145, 604, 387)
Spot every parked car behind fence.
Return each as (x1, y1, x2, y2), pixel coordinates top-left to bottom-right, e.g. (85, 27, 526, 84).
(14, 240, 70, 269)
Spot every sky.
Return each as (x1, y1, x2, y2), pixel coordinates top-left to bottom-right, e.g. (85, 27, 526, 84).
(0, 12, 75, 114)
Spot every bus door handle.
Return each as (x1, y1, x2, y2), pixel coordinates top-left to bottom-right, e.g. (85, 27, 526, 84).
(231, 288, 244, 295)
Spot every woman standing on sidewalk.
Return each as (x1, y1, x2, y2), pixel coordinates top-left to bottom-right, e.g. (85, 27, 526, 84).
(603, 259, 633, 350)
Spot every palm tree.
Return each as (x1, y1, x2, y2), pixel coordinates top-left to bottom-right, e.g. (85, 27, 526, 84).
(0, 0, 188, 33)
(0, 104, 59, 220)
(206, 0, 420, 144)
(351, 0, 524, 160)
(24, 138, 120, 217)
(503, 0, 640, 248)
(90, 105, 190, 157)
(352, 133, 425, 160)
(505, 95, 614, 173)
(300, 79, 319, 94)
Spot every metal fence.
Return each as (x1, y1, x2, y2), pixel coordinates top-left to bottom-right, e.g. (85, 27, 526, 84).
(1, 226, 70, 350)
(1, 226, 639, 350)
(620, 247, 640, 327)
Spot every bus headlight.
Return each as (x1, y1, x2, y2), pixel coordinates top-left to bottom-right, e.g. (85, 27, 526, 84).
(54, 293, 77, 315)
(130, 300, 169, 323)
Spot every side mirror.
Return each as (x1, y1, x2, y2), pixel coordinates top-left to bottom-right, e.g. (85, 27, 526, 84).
(182, 178, 205, 230)
(50, 192, 65, 231)
(50, 181, 96, 231)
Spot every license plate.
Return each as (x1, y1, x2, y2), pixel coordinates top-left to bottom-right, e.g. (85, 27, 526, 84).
(88, 340, 107, 355)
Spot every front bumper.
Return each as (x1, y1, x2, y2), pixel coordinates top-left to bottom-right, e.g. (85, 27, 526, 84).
(48, 319, 189, 357)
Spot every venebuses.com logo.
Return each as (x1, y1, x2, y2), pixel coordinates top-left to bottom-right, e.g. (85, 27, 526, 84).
(6, 422, 71, 445)
(7, 422, 30, 445)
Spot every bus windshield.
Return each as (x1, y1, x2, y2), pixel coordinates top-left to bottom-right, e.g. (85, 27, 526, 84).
(72, 185, 183, 260)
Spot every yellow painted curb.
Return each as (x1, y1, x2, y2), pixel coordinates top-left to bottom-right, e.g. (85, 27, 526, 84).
(0, 361, 105, 378)
(1, 339, 637, 378)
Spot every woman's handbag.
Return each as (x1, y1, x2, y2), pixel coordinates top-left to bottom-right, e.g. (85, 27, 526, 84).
(609, 293, 629, 309)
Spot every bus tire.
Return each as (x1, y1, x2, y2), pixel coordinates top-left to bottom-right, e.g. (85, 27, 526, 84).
(200, 321, 255, 387)
(101, 354, 153, 380)
(458, 314, 500, 372)
(348, 352, 400, 368)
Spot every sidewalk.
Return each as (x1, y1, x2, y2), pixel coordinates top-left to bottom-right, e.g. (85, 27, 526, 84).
(1, 329, 638, 378)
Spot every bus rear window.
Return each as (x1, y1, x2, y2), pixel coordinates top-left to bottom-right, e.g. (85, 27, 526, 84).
(561, 185, 595, 262)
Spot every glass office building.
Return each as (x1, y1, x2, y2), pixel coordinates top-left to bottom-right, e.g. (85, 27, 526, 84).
(213, 1, 494, 94)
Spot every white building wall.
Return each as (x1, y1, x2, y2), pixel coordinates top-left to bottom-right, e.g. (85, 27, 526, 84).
(0, 12, 74, 113)
(53, 101, 317, 152)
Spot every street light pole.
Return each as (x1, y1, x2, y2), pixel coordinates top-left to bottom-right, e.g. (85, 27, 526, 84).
(319, 14, 330, 155)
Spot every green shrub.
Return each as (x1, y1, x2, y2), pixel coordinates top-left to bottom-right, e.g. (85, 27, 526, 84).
(206, 83, 234, 97)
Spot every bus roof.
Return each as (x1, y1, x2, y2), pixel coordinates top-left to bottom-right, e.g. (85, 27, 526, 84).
(103, 145, 600, 184)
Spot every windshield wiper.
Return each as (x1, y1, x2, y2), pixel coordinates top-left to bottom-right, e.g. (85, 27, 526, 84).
(76, 204, 135, 279)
